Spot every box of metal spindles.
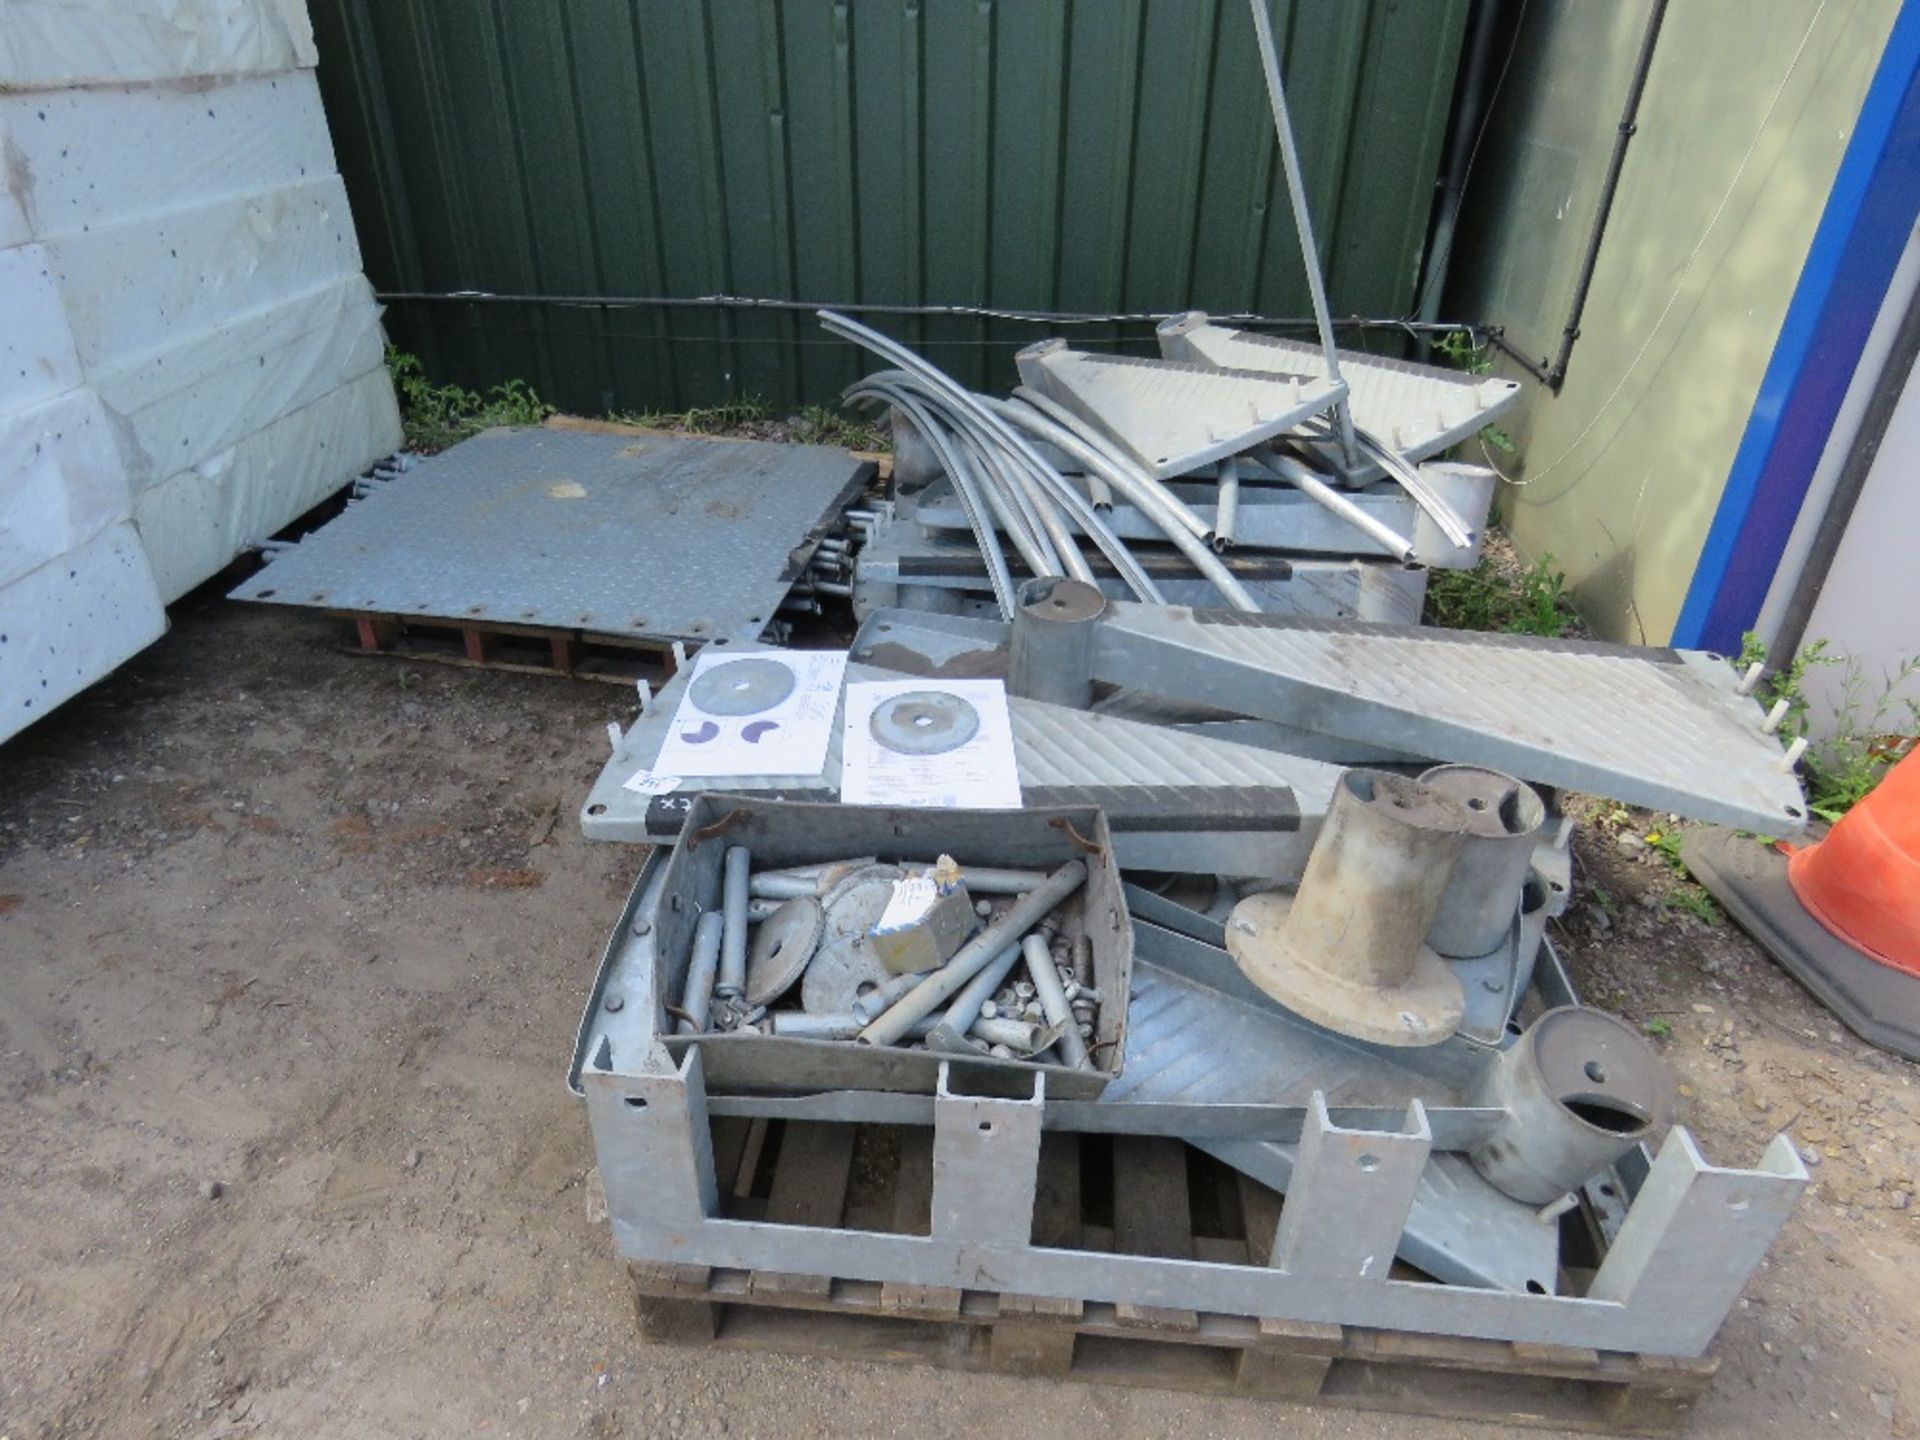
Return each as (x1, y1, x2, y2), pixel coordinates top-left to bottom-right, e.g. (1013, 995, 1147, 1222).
(593, 796, 1132, 1100)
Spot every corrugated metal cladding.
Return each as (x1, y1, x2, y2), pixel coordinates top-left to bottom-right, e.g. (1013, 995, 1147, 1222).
(309, 0, 1469, 413)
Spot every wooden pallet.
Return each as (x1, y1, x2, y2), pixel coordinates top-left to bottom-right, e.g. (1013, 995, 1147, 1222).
(626, 1119, 1717, 1436)
(338, 610, 687, 687)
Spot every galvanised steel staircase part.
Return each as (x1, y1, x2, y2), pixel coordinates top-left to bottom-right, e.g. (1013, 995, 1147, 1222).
(1092, 604, 1811, 835)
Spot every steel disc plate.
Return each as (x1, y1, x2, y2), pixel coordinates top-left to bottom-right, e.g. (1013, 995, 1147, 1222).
(803, 864, 905, 1014)
(745, 895, 824, 1007)
(690, 656, 798, 716)
(868, 690, 980, 756)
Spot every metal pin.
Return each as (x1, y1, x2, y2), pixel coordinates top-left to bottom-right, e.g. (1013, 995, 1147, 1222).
(604, 722, 623, 753)
(1738, 661, 1765, 696)
(1761, 698, 1790, 735)
(679, 910, 725, 1034)
(1777, 736, 1809, 772)
(716, 846, 751, 999)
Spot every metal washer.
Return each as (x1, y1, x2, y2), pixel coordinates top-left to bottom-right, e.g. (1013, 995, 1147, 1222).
(869, 690, 980, 756)
(744, 895, 824, 1007)
(690, 656, 798, 717)
(803, 864, 906, 1015)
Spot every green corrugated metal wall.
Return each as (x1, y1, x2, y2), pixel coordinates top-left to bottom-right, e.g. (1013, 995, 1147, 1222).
(310, 0, 1469, 413)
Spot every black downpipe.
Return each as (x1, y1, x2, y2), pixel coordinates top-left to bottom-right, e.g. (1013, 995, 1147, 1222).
(1492, 0, 1669, 390)
(1415, 0, 1506, 361)
(1766, 271, 1920, 671)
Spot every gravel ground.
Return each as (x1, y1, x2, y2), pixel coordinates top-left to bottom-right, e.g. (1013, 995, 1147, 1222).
(1, 595, 1914, 1439)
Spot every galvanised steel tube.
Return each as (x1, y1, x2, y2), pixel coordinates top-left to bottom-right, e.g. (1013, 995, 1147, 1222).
(969, 404, 1162, 602)
(677, 910, 726, 1034)
(1255, 446, 1417, 564)
(865, 369, 1071, 583)
(1023, 932, 1090, 1069)
(846, 381, 1019, 616)
(823, 312, 1124, 576)
(857, 860, 1087, 1046)
(925, 940, 1024, 1052)
(1008, 386, 1211, 542)
(1214, 456, 1241, 551)
(716, 845, 752, 1000)
(997, 393, 1263, 612)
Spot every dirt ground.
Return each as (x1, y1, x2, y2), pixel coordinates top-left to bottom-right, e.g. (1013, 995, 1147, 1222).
(2, 594, 1915, 1439)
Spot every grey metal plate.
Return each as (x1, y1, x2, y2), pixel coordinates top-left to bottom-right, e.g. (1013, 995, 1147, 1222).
(229, 428, 870, 643)
(1096, 604, 1811, 835)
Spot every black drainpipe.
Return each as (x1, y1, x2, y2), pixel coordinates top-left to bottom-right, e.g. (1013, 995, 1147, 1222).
(1489, 0, 1669, 390)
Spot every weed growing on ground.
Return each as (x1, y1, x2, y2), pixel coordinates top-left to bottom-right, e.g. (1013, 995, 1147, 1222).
(1737, 634, 1919, 820)
(387, 349, 550, 452)
(1433, 328, 1517, 455)
(793, 404, 889, 451)
(614, 398, 774, 435)
(1424, 548, 1577, 637)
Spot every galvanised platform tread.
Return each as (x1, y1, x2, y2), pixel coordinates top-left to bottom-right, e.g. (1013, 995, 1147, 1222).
(1160, 321, 1523, 465)
(629, 1118, 1716, 1435)
(1098, 604, 1809, 835)
(1019, 347, 1348, 479)
(582, 651, 1340, 839)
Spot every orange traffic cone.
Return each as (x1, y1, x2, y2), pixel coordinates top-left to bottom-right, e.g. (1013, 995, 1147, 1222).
(1787, 748, 1920, 976)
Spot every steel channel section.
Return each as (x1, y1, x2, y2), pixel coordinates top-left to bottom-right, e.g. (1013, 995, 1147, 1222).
(228, 429, 871, 644)
(1092, 604, 1811, 834)
(581, 1043, 1806, 1356)
(854, 524, 1431, 626)
(910, 461, 1496, 567)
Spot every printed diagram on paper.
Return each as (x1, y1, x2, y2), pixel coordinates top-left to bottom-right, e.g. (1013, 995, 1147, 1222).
(841, 678, 1022, 809)
(650, 650, 848, 779)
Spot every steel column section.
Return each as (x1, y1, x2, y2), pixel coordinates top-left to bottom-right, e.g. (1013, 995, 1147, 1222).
(1588, 1130, 1809, 1353)
(931, 1065, 1045, 1248)
(583, 1046, 717, 1227)
(1007, 577, 1106, 708)
(1270, 1095, 1432, 1282)
(1092, 603, 1811, 834)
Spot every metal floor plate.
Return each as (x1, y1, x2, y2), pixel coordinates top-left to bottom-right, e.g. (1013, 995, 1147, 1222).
(229, 428, 871, 644)
(1096, 604, 1810, 834)
(1159, 318, 1522, 473)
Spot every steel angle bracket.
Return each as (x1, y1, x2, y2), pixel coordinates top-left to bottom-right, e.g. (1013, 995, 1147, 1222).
(1093, 604, 1810, 835)
(1159, 314, 1523, 478)
(1015, 340, 1348, 480)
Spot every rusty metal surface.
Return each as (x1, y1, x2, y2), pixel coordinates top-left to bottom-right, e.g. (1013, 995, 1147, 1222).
(230, 428, 870, 644)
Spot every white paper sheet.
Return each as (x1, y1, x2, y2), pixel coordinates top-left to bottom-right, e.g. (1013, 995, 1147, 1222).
(652, 649, 849, 779)
(840, 679, 1022, 809)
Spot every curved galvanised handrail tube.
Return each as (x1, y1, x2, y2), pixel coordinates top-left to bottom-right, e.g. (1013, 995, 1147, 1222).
(876, 372, 1162, 604)
(992, 393, 1263, 612)
(821, 312, 1099, 576)
(1009, 386, 1212, 543)
(859, 371, 1061, 582)
(844, 380, 1019, 618)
